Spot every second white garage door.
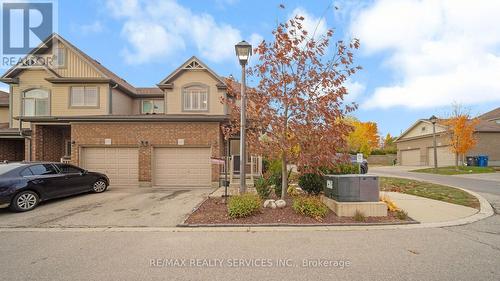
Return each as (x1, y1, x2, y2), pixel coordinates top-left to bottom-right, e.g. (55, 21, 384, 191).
(153, 147, 211, 187)
(81, 147, 139, 187)
(401, 149, 421, 166)
(428, 146, 456, 167)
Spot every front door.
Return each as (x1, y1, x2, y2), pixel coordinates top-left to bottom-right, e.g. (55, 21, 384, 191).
(233, 155, 240, 174)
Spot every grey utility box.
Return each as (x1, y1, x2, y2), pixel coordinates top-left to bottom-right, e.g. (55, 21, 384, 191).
(324, 174, 379, 202)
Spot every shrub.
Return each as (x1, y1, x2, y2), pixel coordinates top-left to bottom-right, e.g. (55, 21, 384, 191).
(298, 173, 325, 195)
(287, 185, 302, 197)
(322, 163, 359, 175)
(254, 177, 271, 199)
(370, 149, 386, 155)
(292, 196, 329, 220)
(268, 171, 283, 197)
(395, 210, 408, 220)
(227, 194, 261, 218)
(353, 210, 366, 222)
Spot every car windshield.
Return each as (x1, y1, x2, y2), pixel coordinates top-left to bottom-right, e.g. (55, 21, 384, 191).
(0, 164, 22, 175)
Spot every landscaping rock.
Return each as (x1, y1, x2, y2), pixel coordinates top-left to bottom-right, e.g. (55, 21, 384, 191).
(275, 199, 286, 208)
(263, 199, 275, 208)
(269, 201, 277, 209)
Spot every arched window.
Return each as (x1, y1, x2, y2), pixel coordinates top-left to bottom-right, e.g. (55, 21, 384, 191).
(23, 89, 49, 116)
(182, 84, 208, 111)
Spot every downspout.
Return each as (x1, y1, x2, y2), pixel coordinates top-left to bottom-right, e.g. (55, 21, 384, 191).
(108, 83, 118, 114)
(8, 85, 12, 128)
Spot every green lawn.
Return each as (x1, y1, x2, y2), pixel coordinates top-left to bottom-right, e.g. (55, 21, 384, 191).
(380, 177, 480, 209)
(411, 166, 496, 175)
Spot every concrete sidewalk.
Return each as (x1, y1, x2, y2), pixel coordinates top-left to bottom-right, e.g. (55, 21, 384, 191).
(381, 191, 478, 223)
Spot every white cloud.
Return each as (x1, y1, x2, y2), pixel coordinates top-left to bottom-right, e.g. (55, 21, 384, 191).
(349, 0, 500, 109)
(344, 80, 365, 103)
(105, 0, 255, 64)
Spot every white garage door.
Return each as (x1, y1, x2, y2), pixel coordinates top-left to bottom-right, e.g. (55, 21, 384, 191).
(428, 146, 456, 167)
(154, 147, 211, 187)
(401, 149, 421, 166)
(81, 147, 139, 187)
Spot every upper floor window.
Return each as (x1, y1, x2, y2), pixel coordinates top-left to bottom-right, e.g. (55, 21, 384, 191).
(23, 89, 49, 116)
(142, 100, 164, 114)
(54, 48, 66, 68)
(183, 85, 208, 111)
(70, 86, 98, 107)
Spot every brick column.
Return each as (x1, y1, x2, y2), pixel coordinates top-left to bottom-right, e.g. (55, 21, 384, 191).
(139, 145, 152, 187)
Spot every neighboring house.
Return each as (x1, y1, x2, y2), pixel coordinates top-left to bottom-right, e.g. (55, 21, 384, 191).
(0, 90, 9, 127)
(0, 33, 261, 188)
(395, 107, 500, 167)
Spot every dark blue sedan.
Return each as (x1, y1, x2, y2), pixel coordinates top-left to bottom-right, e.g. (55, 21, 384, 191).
(0, 162, 109, 212)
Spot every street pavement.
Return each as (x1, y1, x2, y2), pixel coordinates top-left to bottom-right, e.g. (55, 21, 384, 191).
(0, 166, 499, 280)
(0, 217, 499, 281)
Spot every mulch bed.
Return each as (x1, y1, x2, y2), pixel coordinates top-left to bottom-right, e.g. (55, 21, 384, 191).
(183, 197, 413, 225)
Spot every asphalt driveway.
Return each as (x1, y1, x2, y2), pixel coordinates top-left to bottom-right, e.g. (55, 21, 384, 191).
(0, 187, 211, 228)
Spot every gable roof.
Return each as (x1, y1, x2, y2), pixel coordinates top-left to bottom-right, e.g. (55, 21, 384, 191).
(1, 33, 137, 96)
(394, 119, 449, 142)
(478, 107, 500, 121)
(158, 56, 226, 87)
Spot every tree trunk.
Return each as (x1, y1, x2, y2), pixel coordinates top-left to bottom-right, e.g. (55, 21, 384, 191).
(281, 153, 287, 199)
(455, 153, 459, 170)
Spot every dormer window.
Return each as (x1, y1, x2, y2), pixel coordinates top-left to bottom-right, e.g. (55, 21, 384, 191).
(142, 100, 164, 114)
(183, 84, 208, 111)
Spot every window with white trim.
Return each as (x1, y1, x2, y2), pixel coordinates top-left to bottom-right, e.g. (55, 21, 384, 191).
(183, 86, 208, 111)
(70, 86, 98, 107)
(23, 89, 49, 116)
(141, 100, 164, 114)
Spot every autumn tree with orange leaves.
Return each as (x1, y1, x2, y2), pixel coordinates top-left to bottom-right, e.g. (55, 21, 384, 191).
(223, 13, 361, 198)
(445, 114, 479, 169)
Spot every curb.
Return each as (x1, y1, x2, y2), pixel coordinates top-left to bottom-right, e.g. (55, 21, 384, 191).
(0, 176, 493, 233)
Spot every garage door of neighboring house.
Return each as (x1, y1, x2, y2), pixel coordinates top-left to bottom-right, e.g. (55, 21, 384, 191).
(153, 147, 211, 188)
(81, 147, 139, 187)
(428, 146, 456, 167)
(401, 149, 421, 166)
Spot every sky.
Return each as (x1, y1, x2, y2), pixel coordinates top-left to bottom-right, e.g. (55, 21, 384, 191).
(2, 0, 500, 137)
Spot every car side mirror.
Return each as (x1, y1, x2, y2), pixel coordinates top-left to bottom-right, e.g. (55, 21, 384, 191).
(82, 169, 88, 175)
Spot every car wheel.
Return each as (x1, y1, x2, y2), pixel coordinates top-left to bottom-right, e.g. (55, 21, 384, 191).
(92, 179, 108, 193)
(10, 191, 39, 212)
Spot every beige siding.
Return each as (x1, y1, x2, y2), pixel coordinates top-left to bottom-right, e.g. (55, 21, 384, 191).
(165, 70, 225, 115)
(0, 107, 9, 124)
(53, 44, 103, 78)
(111, 88, 133, 115)
(10, 69, 109, 128)
(52, 83, 108, 115)
(404, 121, 447, 138)
(12, 70, 53, 128)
